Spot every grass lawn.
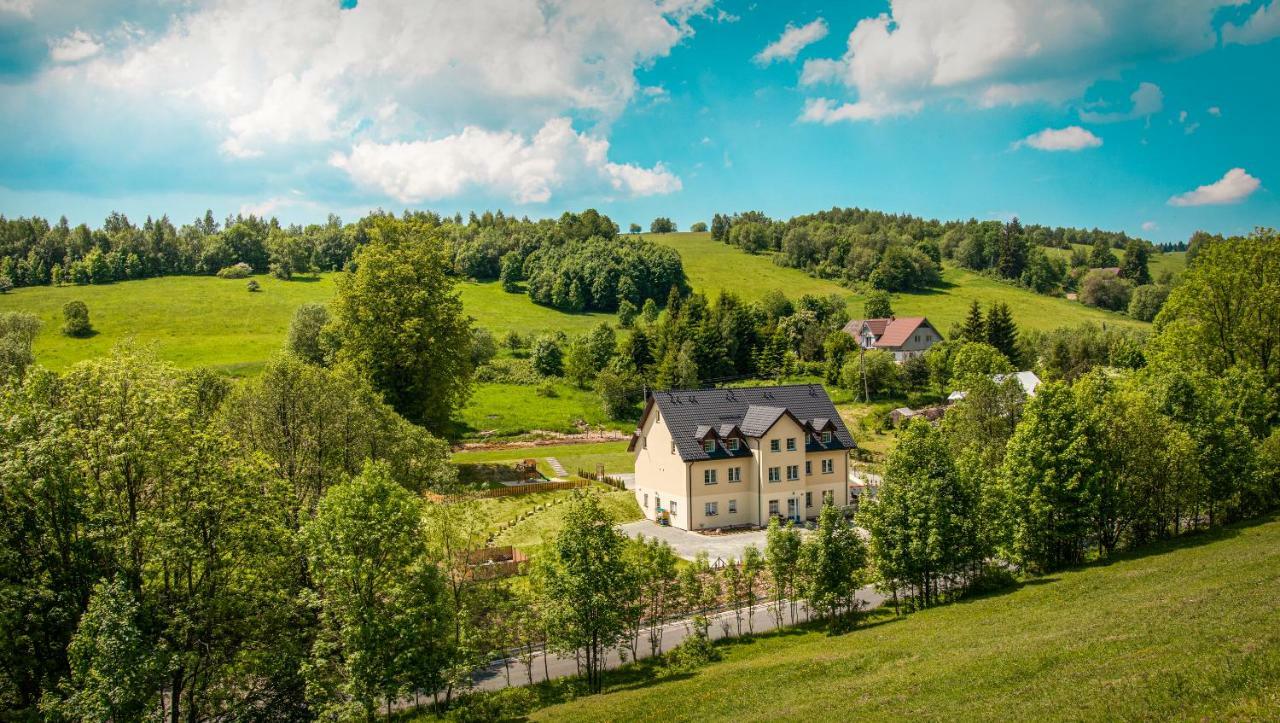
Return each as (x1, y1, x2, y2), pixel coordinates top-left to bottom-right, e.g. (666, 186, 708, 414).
(490, 485, 641, 553)
(645, 232, 1144, 333)
(531, 514, 1280, 721)
(457, 279, 616, 337)
(455, 382, 632, 439)
(0, 273, 337, 375)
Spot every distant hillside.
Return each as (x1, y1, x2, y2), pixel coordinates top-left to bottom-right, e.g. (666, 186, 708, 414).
(533, 515, 1280, 721)
(646, 231, 1142, 333)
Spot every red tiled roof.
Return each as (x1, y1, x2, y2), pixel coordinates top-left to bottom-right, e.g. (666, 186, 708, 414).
(875, 317, 928, 348)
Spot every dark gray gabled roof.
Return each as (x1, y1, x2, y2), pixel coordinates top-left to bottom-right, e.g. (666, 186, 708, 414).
(640, 384, 857, 462)
(739, 405, 789, 437)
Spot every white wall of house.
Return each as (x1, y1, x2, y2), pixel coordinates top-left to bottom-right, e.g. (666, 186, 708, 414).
(634, 405, 854, 531)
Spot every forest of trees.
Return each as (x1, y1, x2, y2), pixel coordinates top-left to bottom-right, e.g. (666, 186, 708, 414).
(0, 207, 684, 316)
(0, 210, 1277, 717)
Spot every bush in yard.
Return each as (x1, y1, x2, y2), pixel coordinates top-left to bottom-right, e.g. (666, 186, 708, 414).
(663, 621, 719, 673)
(216, 262, 253, 279)
(62, 300, 92, 337)
(446, 687, 536, 722)
(690, 221, 708, 233)
(246, 279, 261, 292)
(0, 275, 12, 293)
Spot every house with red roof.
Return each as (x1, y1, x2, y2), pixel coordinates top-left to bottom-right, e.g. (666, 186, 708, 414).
(841, 316, 943, 362)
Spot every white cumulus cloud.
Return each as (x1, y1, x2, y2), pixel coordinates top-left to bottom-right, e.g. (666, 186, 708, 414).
(797, 1, 1232, 123)
(1079, 82, 1163, 123)
(1223, 1, 1280, 45)
(330, 118, 681, 205)
(1015, 126, 1103, 151)
(1167, 168, 1261, 207)
(24, 0, 700, 202)
(48, 29, 102, 63)
(1142, 221, 1158, 232)
(755, 18, 828, 65)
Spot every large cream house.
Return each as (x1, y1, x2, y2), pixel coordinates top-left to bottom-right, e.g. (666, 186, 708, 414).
(628, 385, 857, 531)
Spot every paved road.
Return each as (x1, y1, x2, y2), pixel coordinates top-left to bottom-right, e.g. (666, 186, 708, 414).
(618, 520, 776, 562)
(471, 584, 886, 692)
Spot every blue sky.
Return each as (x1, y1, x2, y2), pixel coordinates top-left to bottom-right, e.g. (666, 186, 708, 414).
(1, 0, 1277, 242)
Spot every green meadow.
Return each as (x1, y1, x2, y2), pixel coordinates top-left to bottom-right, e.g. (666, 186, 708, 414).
(1, 232, 1153, 440)
(645, 231, 1144, 333)
(529, 514, 1280, 722)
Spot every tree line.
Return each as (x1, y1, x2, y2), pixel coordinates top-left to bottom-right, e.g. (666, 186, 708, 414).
(705, 208, 1182, 317)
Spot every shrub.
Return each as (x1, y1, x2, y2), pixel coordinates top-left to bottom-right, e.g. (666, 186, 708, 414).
(535, 381, 559, 398)
(532, 336, 564, 376)
(664, 624, 720, 673)
(474, 357, 540, 385)
(246, 279, 261, 292)
(216, 262, 253, 279)
(0, 275, 12, 294)
(689, 221, 708, 233)
(1079, 269, 1133, 311)
(470, 328, 497, 367)
(447, 687, 536, 722)
(61, 300, 91, 337)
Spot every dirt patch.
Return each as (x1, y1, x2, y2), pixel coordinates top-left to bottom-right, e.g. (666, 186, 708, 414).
(454, 429, 628, 452)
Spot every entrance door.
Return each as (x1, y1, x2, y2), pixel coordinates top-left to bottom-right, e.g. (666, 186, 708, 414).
(787, 498, 798, 521)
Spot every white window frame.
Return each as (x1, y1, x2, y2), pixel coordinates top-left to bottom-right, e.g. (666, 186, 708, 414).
(822, 458, 834, 474)
(727, 438, 739, 451)
(728, 499, 737, 514)
(770, 439, 780, 452)
(821, 431, 832, 444)
(768, 499, 779, 516)
(805, 460, 812, 476)
(728, 466, 741, 482)
(670, 500, 678, 516)
(705, 501, 718, 517)
(786, 437, 796, 451)
(786, 465, 799, 481)
(703, 469, 717, 485)
(768, 466, 780, 482)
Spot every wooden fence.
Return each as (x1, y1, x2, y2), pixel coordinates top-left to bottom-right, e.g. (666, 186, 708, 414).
(471, 478, 588, 499)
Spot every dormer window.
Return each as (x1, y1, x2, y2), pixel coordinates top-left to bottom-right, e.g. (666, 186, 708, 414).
(822, 431, 832, 444)
(727, 438, 739, 452)
(703, 440, 715, 453)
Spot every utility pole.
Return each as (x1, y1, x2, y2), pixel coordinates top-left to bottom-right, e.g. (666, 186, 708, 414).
(859, 344, 869, 403)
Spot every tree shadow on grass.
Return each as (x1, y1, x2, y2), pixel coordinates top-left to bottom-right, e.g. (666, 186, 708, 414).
(951, 512, 1275, 607)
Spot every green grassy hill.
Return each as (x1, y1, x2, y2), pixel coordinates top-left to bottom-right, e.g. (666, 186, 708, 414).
(1, 233, 1153, 440)
(0, 232, 1145, 375)
(531, 515, 1280, 721)
(1043, 243, 1187, 280)
(645, 232, 1142, 333)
